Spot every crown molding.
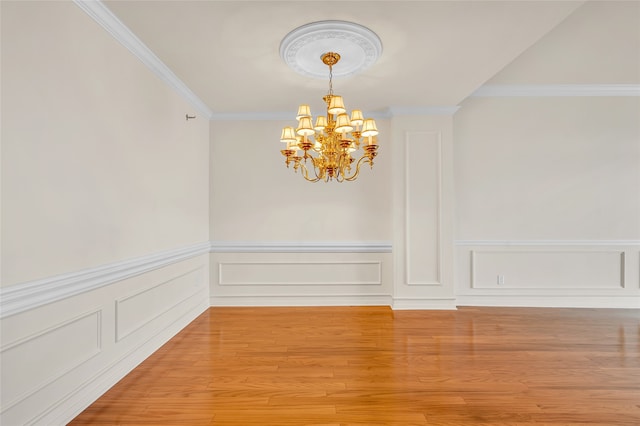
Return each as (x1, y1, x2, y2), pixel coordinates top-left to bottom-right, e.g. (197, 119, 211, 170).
(472, 84, 640, 97)
(73, 0, 214, 119)
(0, 242, 211, 319)
(210, 111, 293, 121)
(209, 107, 460, 121)
(382, 106, 461, 117)
(210, 241, 392, 253)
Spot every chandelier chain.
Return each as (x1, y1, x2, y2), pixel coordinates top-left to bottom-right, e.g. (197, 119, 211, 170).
(328, 64, 333, 96)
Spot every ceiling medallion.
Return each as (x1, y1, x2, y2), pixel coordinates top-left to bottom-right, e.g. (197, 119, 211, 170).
(279, 20, 383, 79)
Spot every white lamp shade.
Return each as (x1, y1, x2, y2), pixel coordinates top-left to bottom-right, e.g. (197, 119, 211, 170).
(280, 126, 297, 142)
(361, 118, 379, 137)
(296, 104, 311, 120)
(314, 115, 327, 131)
(335, 113, 353, 133)
(328, 95, 346, 115)
(296, 116, 315, 136)
(350, 109, 364, 127)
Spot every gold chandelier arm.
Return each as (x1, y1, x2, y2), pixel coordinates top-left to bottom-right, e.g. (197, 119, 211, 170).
(342, 155, 372, 182)
(297, 161, 322, 182)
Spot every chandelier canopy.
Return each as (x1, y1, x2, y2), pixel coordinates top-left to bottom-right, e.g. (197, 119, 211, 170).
(280, 52, 379, 182)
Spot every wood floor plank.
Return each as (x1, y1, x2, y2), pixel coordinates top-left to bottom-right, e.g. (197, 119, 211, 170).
(70, 306, 640, 425)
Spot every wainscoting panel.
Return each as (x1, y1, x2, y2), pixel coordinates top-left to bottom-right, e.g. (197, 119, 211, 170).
(1, 310, 102, 412)
(472, 250, 624, 289)
(0, 249, 209, 426)
(455, 241, 640, 308)
(404, 131, 441, 286)
(210, 250, 393, 307)
(390, 116, 456, 309)
(218, 261, 381, 286)
(116, 267, 205, 341)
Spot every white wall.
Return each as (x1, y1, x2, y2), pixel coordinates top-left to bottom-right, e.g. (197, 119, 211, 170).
(209, 118, 394, 306)
(453, 96, 640, 308)
(455, 97, 640, 241)
(451, 0, 640, 309)
(210, 119, 391, 242)
(2, 1, 210, 287)
(0, 2, 210, 424)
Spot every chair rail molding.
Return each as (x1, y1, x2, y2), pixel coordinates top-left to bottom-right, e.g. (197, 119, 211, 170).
(210, 241, 392, 253)
(0, 242, 211, 319)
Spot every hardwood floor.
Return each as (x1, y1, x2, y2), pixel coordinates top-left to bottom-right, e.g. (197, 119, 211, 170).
(70, 306, 640, 425)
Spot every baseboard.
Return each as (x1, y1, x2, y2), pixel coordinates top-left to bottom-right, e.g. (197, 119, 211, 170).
(456, 294, 640, 309)
(210, 294, 393, 307)
(392, 297, 458, 310)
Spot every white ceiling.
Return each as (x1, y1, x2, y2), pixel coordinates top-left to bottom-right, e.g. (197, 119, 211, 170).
(102, 1, 638, 116)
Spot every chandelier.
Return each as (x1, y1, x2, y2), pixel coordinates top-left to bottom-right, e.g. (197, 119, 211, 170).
(279, 52, 379, 182)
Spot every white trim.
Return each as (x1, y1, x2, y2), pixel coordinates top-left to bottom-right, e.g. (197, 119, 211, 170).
(210, 294, 393, 307)
(383, 106, 460, 117)
(209, 107, 461, 121)
(455, 240, 640, 246)
(0, 242, 211, 319)
(210, 241, 392, 253)
(471, 84, 640, 97)
(210, 111, 293, 121)
(73, 0, 214, 118)
(392, 297, 457, 310)
(404, 131, 442, 286)
(456, 295, 640, 309)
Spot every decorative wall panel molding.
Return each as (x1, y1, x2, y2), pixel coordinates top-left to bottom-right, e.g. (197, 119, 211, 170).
(218, 261, 382, 286)
(73, 0, 213, 118)
(471, 84, 640, 97)
(0, 310, 102, 413)
(210, 241, 392, 253)
(455, 241, 640, 308)
(115, 267, 205, 341)
(404, 131, 442, 285)
(470, 250, 625, 289)
(0, 255, 209, 425)
(210, 251, 393, 307)
(0, 241, 210, 319)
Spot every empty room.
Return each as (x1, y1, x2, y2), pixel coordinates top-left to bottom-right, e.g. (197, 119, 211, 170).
(1, 0, 639, 424)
